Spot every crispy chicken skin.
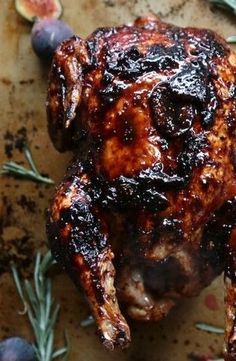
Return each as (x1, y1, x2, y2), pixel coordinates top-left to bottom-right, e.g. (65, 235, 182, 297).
(46, 15, 236, 358)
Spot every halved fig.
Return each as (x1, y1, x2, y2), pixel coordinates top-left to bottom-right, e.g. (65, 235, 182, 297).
(15, 0, 63, 22)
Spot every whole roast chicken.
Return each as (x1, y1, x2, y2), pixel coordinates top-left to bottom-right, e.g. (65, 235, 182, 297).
(46, 15, 236, 360)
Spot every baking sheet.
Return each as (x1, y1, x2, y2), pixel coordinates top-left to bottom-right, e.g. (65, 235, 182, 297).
(1, 0, 235, 359)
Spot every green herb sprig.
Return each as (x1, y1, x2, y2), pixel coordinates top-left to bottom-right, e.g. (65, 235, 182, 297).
(1, 145, 54, 184)
(11, 251, 69, 361)
(227, 35, 236, 43)
(208, 0, 236, 14)
(195, 322, 224, 334)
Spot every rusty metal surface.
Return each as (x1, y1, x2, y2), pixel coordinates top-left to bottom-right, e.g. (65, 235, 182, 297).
(0, 0, 235, 359)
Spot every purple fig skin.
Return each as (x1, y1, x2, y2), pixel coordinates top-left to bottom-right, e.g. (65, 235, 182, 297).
(31, 18, 74, 60)
(0, 337, 36, 361)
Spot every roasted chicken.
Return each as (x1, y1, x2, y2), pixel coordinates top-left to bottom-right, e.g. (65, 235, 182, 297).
(46, 15, 236, 360)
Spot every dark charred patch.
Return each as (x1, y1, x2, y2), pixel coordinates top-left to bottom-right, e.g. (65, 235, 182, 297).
(169, 62, 208, 102)
(177, 131, 208, 180)
(95, 162, 191, 212)
(99, 82, 125, 107)
(86, 39, 99, 66)
(147, 43, 183, 70)
(106, 44, 182, 80)
(201, 198, 236, 277)
(150, 82, 195, 138)
(101, 70, 114, 86)
(47, 177, 109, 306)
(138, 163, 186, 189)
(95, 175, 169, 212)
(200, 81, 218, 127)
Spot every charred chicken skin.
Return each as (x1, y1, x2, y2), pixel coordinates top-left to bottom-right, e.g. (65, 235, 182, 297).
(46, 15, 236, 359)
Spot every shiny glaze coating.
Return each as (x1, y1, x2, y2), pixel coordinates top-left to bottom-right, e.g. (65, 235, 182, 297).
(46, 15, 236, 357)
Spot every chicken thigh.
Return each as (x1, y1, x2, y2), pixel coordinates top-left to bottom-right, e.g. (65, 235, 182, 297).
(46, 15, 236, 359)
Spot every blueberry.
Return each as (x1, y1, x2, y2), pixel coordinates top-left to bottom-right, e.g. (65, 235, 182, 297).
(31, 18, 74, 60)
(0, 337, 36, 361)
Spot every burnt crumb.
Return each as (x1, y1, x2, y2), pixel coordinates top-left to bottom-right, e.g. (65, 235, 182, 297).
(38, 191, 44, 199)
(19, 79, 35, 85)
(15, 127, 27, 152)
(1, 77, 12, 86)
(17, 195, 36, 213)
(0, 232, 34, 276)
(1, 326, 10, 333)
(4, 143, 13, 158)
(0, 326, 11, 339)
(0, 196, 35, 275)
(3, 130, 14, 141)
(103, 0, 115, 7)
(6, 203, 13, 218)
(3, 127, 28, 158)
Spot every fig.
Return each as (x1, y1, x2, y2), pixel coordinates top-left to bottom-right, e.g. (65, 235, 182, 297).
(15, 0, 63, 22)
(0, 337, 36, 361)
(31, 18, 74, 60)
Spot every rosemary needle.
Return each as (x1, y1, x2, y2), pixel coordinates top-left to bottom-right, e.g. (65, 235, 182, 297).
(195, 322, 224, 334)
(1, 145, 54, 184)
(227, 35, 236, 43)
(11, 251, 69, 361)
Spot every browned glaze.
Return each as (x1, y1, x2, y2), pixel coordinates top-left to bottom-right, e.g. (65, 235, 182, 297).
(46, 15, 236, 357)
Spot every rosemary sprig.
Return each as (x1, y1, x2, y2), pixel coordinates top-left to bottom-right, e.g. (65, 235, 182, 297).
(195, 322, 224, 334)
(1, 145, 54, 184)
(11, 251, 69, 361)
(208, 0, 236, 15)
(227, 35, 236, 43)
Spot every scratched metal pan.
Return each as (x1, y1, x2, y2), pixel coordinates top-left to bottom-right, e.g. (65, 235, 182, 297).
(0, 0, 235, 360)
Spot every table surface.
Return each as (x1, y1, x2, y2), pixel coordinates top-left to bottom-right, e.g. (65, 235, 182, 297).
(0, 0, 235, 359)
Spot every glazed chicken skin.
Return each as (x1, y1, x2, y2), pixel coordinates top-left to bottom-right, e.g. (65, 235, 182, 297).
(46, 15, 236, 359)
